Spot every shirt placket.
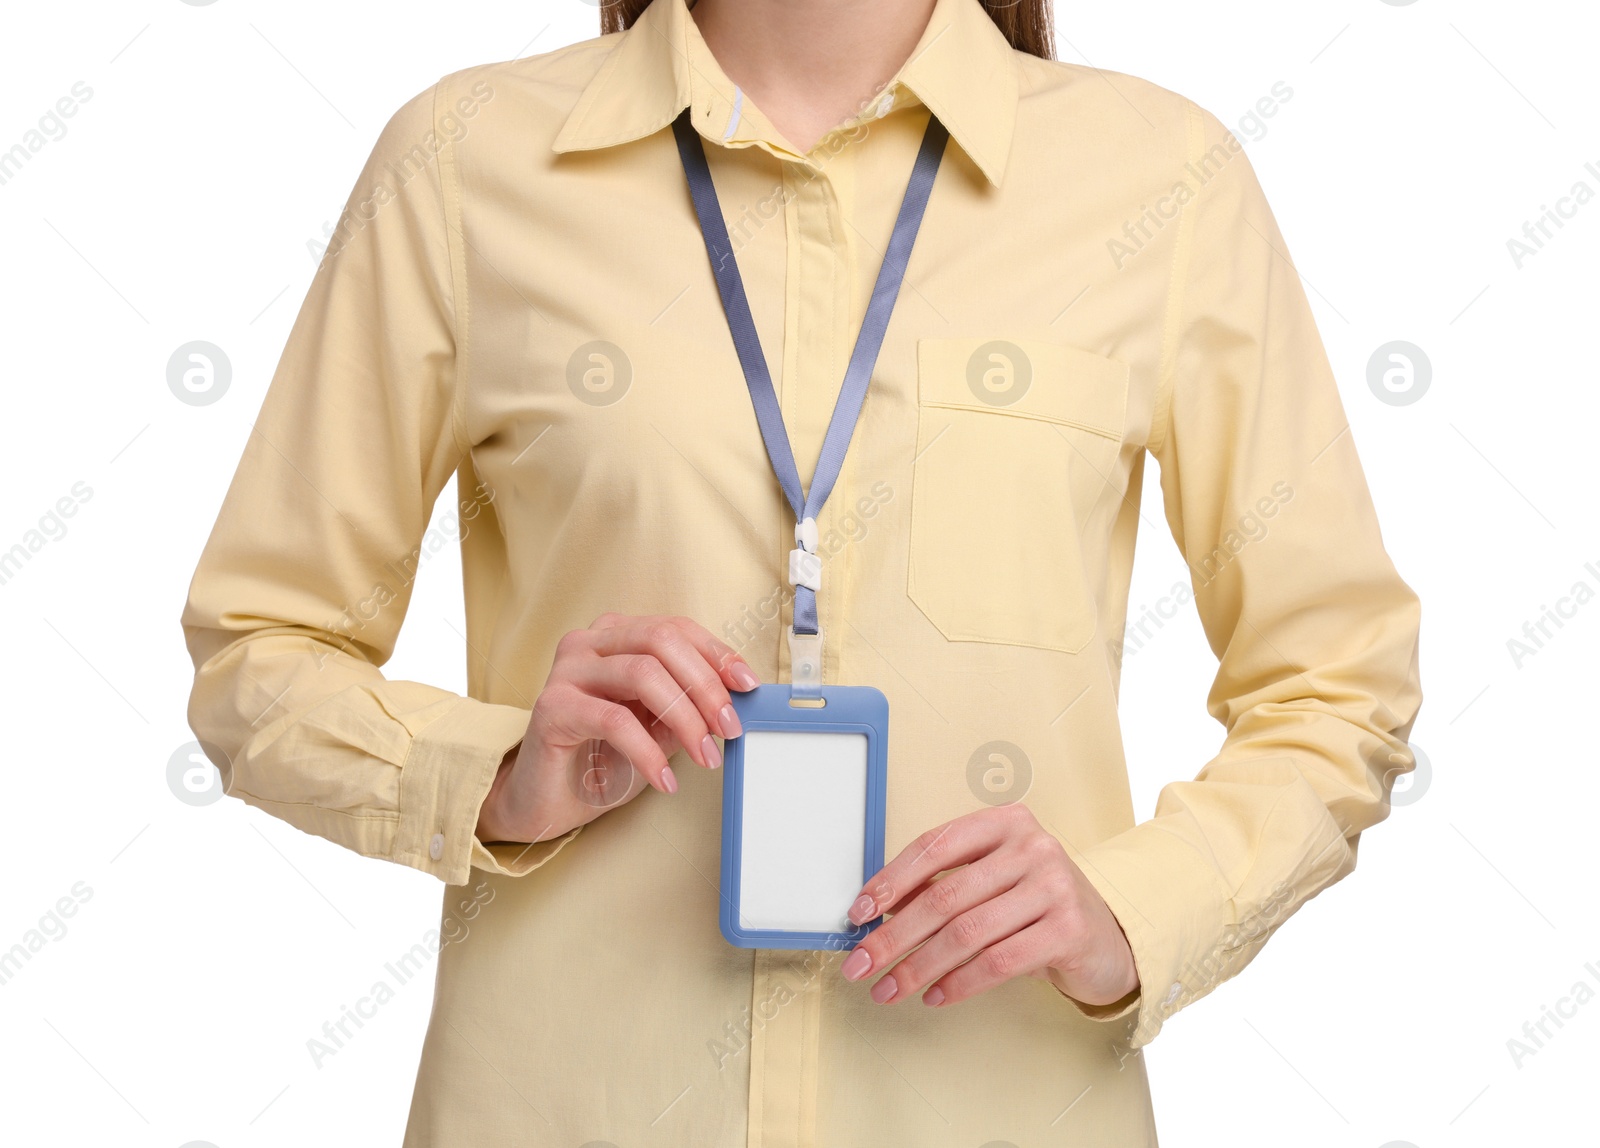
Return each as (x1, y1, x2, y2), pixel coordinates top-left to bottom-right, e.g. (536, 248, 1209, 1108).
(746, 144, 853, 1148)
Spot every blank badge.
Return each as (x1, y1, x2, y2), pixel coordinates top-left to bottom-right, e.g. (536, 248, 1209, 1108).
(719, 685, 889, 949)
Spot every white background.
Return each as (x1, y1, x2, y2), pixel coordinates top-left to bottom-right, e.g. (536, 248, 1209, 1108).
(1, 1, 1595, 1145)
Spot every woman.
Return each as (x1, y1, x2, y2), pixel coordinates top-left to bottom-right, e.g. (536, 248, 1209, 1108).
(182, 0, 1422, 1143)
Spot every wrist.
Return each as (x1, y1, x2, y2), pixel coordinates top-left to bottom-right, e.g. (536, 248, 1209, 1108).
(1044, 911, 1139, 1006)
(475, 744, 520, 843)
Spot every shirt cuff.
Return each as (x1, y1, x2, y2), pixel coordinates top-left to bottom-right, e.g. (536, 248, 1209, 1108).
(471, 830, 584, 877)
(394, 696, 546, 884)
(1063, 820, 1236, 1049)
(1046, 974, 1142, 1024)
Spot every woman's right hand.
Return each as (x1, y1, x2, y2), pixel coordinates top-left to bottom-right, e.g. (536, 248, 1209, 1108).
(475, 613, 761, 845)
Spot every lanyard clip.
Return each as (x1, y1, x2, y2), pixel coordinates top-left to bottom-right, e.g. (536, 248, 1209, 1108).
(789, 516, 821, 592)
(787, 625, 824, 700)
(787, 516, 823, 700)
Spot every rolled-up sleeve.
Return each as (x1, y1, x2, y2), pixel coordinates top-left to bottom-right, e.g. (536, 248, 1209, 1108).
(180, 82, 575, 886)
(1068, 101, 1424, 1045)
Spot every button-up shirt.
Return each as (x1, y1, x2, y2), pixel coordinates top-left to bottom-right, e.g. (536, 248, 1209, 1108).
(181, 0, 1423, 1143)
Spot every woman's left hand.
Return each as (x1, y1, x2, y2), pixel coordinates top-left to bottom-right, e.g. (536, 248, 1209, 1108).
(839, 804, 1140, 1009)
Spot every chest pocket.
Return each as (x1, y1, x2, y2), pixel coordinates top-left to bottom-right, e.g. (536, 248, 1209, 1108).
(907, 337, 1129, 654)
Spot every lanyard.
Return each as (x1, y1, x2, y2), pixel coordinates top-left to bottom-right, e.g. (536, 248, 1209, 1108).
(672, 108, 949, 687)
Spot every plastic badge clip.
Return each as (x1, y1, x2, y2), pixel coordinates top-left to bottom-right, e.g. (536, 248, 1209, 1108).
(789, 517, 822, 592)
(786, 515, 824, 701)
(787, 626, 824, 701)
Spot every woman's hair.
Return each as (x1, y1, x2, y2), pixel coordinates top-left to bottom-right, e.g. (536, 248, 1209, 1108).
(600, 0, 1055, 61)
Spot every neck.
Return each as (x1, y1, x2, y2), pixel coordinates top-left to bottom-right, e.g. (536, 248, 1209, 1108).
(689, 0, 937, 153)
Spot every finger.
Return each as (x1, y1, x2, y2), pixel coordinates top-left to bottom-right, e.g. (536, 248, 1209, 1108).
(547, 685, 676, 795)
(656, 614, 762, 694)
(592, 614, 760, 694)
(618, 699, 686, 771)
(922, 918, 1063, 1007)
(568, 653, 719, 769)
(885, 877, 937, 911)
(871, 883, 1048, 1004)
(842, 858, 1016, 985)
(590, 620, 746, 741)
(631, 700, 684, 760)
(850, 807, 1019, 924)
(568, 738, 651, 812)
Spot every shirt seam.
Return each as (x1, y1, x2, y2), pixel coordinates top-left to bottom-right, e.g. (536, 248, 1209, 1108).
(1148, 99, 1204, 460)
(230, 789, 400, 823)
(434, 77, 473, 466)
(822, 160, 845, 687)
(916, 399, 1123, 440)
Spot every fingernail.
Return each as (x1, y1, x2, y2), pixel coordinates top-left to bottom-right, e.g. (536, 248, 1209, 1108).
(730, 663, 760, 691)
(922, 986, 945, 1007)
(719, 704, 743, 739)
(660, 766, 678, 794)
(840, 948, 872, 981)
(701, 734, 722, 769)
(848, 894, 875, 925)
(870, 975, 898, 1004)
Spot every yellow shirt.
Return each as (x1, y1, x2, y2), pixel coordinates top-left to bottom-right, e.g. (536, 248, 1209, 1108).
(181, 0, 1423, 1143)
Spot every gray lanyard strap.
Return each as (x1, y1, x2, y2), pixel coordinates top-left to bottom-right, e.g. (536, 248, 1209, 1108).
(672, 107, 948, 658)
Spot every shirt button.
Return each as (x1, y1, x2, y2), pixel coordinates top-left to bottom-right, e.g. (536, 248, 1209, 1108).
(875, 91, 895, 118)
(429, 833, 444, 861)
(1162, 982, 1183, 1007)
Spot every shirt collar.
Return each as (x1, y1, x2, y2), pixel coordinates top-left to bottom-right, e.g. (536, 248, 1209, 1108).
(551, 0, 1020, 186)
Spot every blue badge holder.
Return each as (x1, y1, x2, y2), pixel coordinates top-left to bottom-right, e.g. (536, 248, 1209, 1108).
(719, 683, 889, 950)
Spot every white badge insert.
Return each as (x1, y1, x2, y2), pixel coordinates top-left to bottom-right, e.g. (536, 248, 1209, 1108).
(736, 729, 869, 933)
